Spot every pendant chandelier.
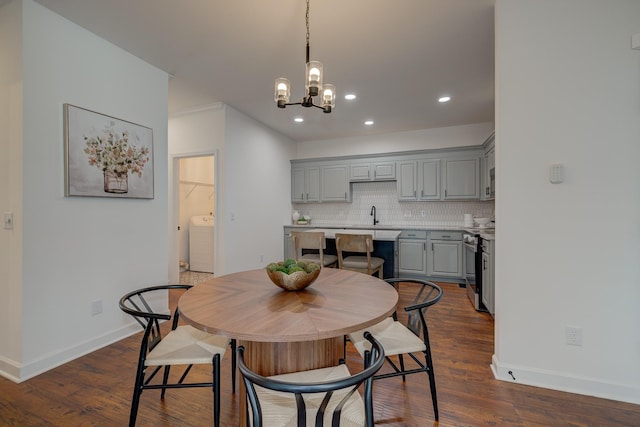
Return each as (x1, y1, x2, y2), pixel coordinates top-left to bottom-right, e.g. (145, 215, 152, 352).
(274, 0, 335, 113)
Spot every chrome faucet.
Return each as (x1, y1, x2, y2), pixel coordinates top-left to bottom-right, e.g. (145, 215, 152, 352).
(370, 205, 379, 226)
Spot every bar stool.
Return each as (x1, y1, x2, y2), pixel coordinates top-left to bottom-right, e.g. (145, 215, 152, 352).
(291, 231, 338, 267)
(335, 233, 384, 278)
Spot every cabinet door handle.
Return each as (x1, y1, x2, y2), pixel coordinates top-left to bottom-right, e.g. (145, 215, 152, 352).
(423, 243, 426, 251)
(432, 243, 434, 251)
(421, 190, 424, 197)
(414, 190, 416, 197)
(301, 193, 304, 200)
(344, 192, 347, 199)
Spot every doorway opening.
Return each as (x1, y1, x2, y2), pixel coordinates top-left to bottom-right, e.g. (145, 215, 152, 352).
(174, 155, 216, 285)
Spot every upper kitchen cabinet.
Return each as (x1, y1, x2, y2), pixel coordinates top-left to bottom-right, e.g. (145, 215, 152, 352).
(482, 132, 495, 200)
(350, 161, 396, 182)
(443, 157, 480, 200)
(397, 159, 440, 201)
(321, 164, 350, 202)
(291, 165, 320, 203)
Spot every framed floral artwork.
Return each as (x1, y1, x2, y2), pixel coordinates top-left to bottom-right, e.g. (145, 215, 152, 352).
(64, 104, 154, 199)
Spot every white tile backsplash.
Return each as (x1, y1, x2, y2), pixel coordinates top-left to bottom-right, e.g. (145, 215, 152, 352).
(293, 181, 494, 227)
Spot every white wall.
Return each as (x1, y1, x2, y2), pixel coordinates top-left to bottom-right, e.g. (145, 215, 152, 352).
(0, 0, 24, 371)
(168, 104, 296, 279)
(296, 122, 494, 159)
(0, 0, 170, 381)
(221, 106, 296, 274)
(494, 0, 640, 403)
(168, 104, 225, 283)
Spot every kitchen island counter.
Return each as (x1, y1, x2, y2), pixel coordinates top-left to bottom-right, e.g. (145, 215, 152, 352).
(307, 228, 401, 241)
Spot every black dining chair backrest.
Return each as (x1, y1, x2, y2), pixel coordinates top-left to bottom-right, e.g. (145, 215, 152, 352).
(237, 332, 385, 427)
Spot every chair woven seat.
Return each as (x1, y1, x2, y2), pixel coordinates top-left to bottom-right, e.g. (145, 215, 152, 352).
(349, 317, 426, 357)
(145, 325, 230, 366)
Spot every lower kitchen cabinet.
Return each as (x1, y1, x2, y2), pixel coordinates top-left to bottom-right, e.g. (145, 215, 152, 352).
(283, 227, 295, 260)
(427, 231, 462, 278)
(398, 231, 427, 275)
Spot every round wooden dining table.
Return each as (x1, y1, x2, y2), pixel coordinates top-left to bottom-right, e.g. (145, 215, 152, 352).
(179, 267, 398, 372)
(178, 268, 398, 375)
(178, 267, 398, 426)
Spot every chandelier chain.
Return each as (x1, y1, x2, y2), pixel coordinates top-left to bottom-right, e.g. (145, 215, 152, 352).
(305, 0, 310, 47)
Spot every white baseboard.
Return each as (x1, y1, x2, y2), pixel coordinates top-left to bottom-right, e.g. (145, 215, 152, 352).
(0, 323, 140, 383)
(491, 354, 640, 405)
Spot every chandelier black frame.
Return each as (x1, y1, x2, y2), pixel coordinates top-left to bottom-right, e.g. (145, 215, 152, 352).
(274, 0, 335, 113)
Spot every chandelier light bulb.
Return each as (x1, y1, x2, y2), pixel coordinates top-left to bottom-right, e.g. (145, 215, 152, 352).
(306, 61, 323, 97)
(274, 78, 291, 107)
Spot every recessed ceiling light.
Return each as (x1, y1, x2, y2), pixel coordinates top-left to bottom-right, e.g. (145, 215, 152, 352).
(294, 117, 304, 123)
(364, 120, 374, 126)
(344, 94, 357, 100)
(438, 96, 451, 103)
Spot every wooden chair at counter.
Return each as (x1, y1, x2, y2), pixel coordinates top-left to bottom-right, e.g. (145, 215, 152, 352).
(291, 231, 338, 268)
(335, 233, 384, 278)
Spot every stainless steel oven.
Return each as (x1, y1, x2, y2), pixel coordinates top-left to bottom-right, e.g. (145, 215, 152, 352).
(463, 232, 486, 312)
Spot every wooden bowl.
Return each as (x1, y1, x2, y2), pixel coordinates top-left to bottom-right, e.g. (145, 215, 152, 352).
(266, 267, 321, 291)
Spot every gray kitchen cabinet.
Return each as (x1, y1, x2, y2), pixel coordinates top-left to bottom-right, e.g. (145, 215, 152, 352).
(482, 239, 495, 316)
(419, 159, 441, 200)
(349, 161, 395, 182)
(427, 231, 462, 278)
(482, 133, 495, 200)
(291, 166, 320, 203)
(397, 161, 418, 200)
(321, 165, 350, 202)
(283, 227, 295, 260)
(396, 159, 440, 201)
(443, 157, 480, 200)
(398, 230, 427, 275)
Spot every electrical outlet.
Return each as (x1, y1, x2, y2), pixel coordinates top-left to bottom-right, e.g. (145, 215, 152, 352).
(3, 212, 13, 230)
(566, 326, 582, 346)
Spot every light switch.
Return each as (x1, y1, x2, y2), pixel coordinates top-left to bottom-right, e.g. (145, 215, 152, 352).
(549, 164, 564, 184)
(3, 212, 13, 230)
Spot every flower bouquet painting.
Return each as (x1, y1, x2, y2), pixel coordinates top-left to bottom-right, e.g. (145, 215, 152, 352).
(64, 104, 154, 198)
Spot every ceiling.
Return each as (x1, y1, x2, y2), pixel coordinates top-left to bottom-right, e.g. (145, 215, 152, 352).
(32, 0, 495, 142)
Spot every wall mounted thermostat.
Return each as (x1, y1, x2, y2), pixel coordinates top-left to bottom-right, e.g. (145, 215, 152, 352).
(549, 163, 564, 184)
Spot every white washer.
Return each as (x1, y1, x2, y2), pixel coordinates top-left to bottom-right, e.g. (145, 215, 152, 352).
(189, 215, 214, 273)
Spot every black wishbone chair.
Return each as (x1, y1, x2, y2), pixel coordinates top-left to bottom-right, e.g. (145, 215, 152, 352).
(347, 278, 443, 421)
(237, 332, 385, 427)
(119, 284, 236, 427)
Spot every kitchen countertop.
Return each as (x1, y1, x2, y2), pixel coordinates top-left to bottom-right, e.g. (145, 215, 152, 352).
(286, 223, 495, 241)
(307, 228, 402, 241)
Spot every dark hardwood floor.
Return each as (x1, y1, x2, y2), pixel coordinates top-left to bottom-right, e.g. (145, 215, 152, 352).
(1, 282, 638, 426)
